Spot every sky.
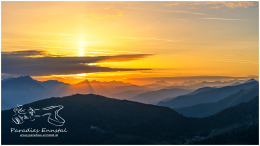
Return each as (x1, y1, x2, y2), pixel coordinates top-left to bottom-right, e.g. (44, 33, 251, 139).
(1, 1, 259, 85)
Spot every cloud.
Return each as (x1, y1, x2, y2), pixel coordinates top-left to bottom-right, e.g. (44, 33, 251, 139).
(128, 75, 258, 82)
(164, 1, 257, 9)
(97, 54, 153, 62)
(164, 2, 180, 6)
(228, 55, 247, 57)
(89, 11, 122, 19)
(1, 50, 59, 57)
(125, 7, 206, 15)
(198, 18, 244, 21)
(210, 58, 258, 65)
(86, 7, 123, 21)
(1, 73, 18, 80)
(118, 36, 175, 42)
(189, 1, 257, 9)
(2, 50, 152, 76)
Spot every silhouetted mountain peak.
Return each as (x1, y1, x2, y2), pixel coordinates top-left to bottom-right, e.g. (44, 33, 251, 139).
(230, 82, 241, 86)
(39, 80, 70, 87)
(2, 75, 44, 90)
(6, 75, 35, 83)
(154, 80, 168, 85)
(187, 86, 215, 95)
(43, 80, 60, 83)
(76, 79, 90, 85)
(18, 75, 33, 80)
(244, 78, 257, 83)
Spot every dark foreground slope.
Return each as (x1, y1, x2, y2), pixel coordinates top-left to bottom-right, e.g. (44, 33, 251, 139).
(190, 96, 259, 144)
(2, 94, 258, 144)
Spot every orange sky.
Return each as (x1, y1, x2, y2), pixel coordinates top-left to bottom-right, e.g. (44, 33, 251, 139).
(1, 1, 259, 85)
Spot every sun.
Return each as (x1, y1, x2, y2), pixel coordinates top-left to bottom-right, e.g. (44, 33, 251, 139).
(78, 36, 85, 56)
(78, 47, 84, 57)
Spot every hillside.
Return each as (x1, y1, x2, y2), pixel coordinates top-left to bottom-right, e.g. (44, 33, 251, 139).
(130, 88, 192, 104)
(2, 94, 258, 144)
(158, 80, 258, 108)
(174, 86, 259, 117)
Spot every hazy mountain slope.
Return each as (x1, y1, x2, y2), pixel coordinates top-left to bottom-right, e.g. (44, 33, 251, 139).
(110, 89, 149, 100)
(142, 80, 170, 90)
(38, 80, 72, 98)
(174, 86, 259, 117)
(2, 76, 47, 110)
(2, 75, 45, 90)
(130, 88, 192, 104)
(110, 85, 148, 94)
(38, 80, 70, 89)
(187, 87, 215, 95)
(160, 87, 215, 103)
(2, 94, 258, 144)
(1, 77, 15, 83)
(2, 76, 72, 110)
(158, 80, 258, 108)
(73, 79, 136, 96)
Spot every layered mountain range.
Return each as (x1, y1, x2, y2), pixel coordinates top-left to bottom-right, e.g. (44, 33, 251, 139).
(1, 76, 259, 144)
(2, 93, 258, 144)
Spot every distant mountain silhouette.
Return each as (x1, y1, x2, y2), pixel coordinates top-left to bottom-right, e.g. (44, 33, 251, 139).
(75, 78, 92, 85)
(155, 80, 169, 85)
(174, 86, 259, 117)
(168, 79, 247, 91)
(243, 78, 257, 83)
(2, 76, 47, 109)
(73, 79, 134, 96)
(2, 75, 158, 110)
(2, 94, 258, 144)
(2, 76, 153, 109)
(1, 77, 15, 83)
(2, 76, 71, 110)
(2, 75, 45, 90)
(75, 79, 132, 87)
(38, 80, 70, 89)
(142, 83, 168, 91)
(159, 87, 215, 103)
(140, 80, 170, 91)
(230, 82, 242, 86)
(158, 79, 258, 108)
(110, 89, 149, 100)
(187, 87, 216, 95)
(130, 88, 192, 104)
(110, 85, 148, 94)
(228, 78, 258, 87)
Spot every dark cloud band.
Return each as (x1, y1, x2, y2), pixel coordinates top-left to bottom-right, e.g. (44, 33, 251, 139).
(2, 50, 152, 76)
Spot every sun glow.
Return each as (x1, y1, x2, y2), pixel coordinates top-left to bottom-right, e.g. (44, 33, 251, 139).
(78, 48, 84, 56)
(78, 36, 86, 56)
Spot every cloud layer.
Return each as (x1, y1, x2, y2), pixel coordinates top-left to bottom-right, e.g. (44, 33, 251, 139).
(165, 1, 258, 9)
(2, 50, 152, 76)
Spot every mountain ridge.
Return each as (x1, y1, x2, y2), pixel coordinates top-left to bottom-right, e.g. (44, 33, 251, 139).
(157, 80, 258, 108)
(2, 93, 258, 144)
(174, 86, 259, 117)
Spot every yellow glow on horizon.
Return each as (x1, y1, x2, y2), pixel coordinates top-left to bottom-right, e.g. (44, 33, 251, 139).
(78, 35, 86, 56)
(78, 48, 84, 56)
